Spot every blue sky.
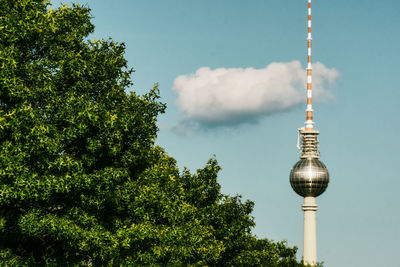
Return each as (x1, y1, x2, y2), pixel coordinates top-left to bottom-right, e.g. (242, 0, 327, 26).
(51, 1, 400, 266)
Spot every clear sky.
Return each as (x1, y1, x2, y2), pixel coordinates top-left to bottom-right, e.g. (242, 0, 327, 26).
(51, 1, 400, 266)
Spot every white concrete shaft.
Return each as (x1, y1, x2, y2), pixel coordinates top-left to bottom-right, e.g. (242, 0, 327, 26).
(302, 196, 318, 266)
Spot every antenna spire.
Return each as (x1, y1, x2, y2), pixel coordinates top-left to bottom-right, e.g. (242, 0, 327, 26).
(305, 0, 314, 130)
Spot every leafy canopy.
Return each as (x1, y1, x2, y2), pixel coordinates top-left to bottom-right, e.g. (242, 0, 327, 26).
(0, 0, 311, 266)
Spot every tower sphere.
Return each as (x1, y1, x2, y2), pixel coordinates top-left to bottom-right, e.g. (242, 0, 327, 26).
(290, 158, 329, 197)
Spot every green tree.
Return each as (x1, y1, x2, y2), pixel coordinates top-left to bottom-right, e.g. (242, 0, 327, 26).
(0, 0, 311, 265)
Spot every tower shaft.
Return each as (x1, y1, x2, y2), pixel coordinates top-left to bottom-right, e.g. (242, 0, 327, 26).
(302, 197, 317, 265)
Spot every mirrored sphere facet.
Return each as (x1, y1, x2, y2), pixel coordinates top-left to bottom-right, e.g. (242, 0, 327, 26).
(290, 158, 329, 197)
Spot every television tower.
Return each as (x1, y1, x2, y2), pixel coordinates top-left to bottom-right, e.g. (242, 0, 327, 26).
(289, 0, 329, 266)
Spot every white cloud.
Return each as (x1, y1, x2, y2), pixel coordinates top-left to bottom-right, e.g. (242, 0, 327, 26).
(173, 61, 339, 128)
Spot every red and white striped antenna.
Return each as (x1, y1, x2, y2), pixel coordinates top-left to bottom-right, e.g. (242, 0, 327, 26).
(305, 0, 314, 130)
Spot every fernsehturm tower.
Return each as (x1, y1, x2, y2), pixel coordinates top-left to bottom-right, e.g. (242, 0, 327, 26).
(289, 0, 329, 265)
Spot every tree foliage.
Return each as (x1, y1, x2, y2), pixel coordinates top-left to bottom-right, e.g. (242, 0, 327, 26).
(0, 0, 311, 265)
